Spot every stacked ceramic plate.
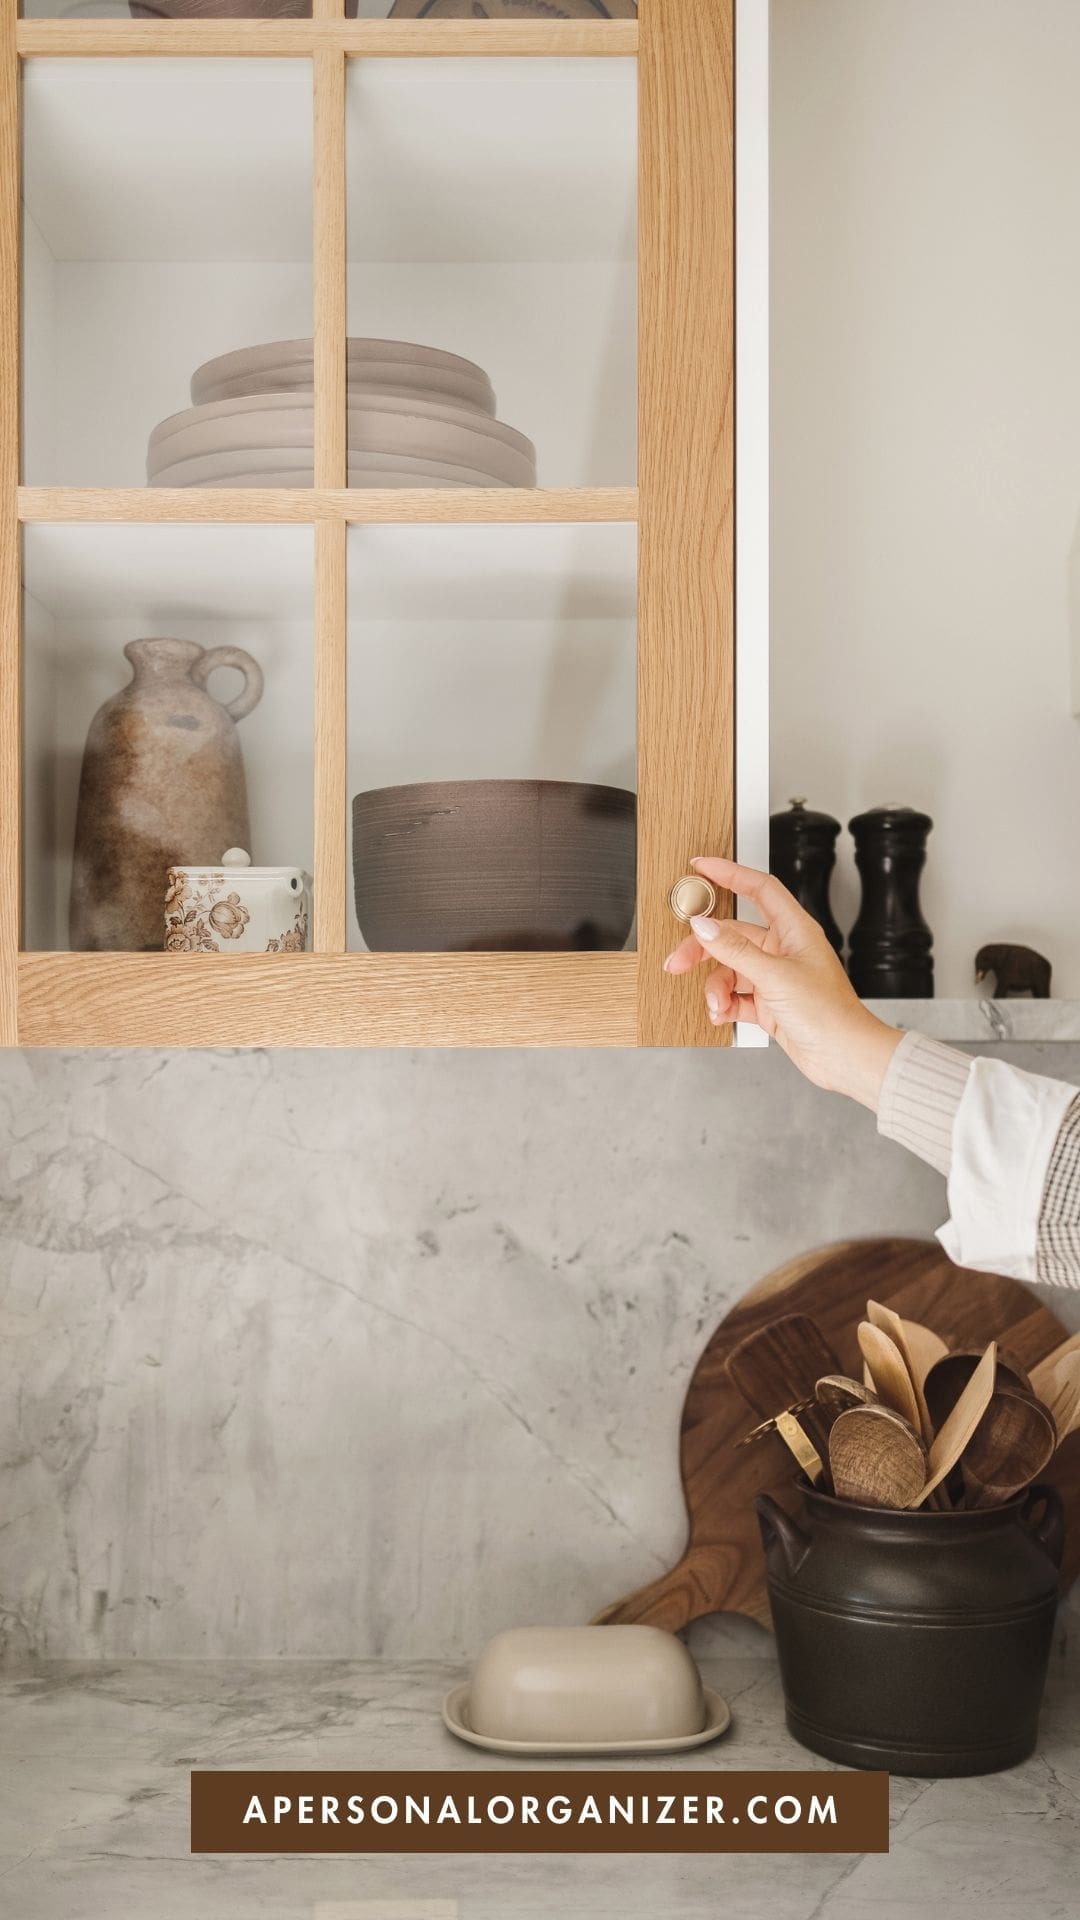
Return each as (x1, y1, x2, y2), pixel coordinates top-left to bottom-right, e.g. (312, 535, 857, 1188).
(147, 338, 537, 490)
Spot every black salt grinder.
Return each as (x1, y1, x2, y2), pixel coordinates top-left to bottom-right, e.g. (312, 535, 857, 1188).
(770, 799, 843, 954)
(848, 806, 934, 998)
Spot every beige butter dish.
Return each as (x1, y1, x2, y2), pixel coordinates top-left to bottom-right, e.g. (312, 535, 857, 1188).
(443, 1625, 731, 1757)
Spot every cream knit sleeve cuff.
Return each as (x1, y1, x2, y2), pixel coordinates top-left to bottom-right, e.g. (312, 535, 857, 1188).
(876, 1030, 972, 1177)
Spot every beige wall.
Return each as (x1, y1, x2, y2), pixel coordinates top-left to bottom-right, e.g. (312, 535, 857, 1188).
(772, 0, 1080, 995)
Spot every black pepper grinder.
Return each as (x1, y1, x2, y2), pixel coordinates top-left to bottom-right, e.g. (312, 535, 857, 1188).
(848, 806, 934, 998)
(770, 800, 843, 954)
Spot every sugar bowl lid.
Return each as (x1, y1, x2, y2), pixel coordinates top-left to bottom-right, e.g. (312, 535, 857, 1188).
(172, 849, 308, 887)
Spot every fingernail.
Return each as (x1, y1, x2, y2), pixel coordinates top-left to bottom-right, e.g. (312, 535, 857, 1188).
(706, 992, 721, 1018)
(690, 915, 721, 941)
(663, 953, 678, 973)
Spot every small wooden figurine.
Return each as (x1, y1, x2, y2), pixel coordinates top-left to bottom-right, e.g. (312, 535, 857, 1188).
(975, 944, 1052, 999)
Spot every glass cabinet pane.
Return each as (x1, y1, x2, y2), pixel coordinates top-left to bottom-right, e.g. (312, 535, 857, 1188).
(22, 524, 314, 952)
(346, 57, 636, 490)
(22, 60, 313, 488)
(348, 522, 637, 953)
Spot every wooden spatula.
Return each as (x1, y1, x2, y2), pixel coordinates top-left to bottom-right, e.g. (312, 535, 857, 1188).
(866, 1302, 948, 1508)
(1032, 1332, 1080, 1406)
(1041, 1349, 1080, 1446)
(910, 1342, 997, 1508)
(867, 1299, 934, 1442)
(899, 1315, 949, 1390)
(724, 1313, 841, 1464)
(858, 1322, 921, 1430)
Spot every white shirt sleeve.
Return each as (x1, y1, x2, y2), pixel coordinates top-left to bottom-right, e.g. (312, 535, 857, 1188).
(936, 1057, 1077, 1280)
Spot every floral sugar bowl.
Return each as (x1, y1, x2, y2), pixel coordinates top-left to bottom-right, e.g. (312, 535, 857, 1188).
(165, 849, 311, 954)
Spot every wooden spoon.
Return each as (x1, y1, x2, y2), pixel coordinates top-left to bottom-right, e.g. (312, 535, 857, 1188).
(858, 1322, 921, 1431)
(910, 1342, 997, 1509)
(829, 1404, 928, 1508)
(962, 1385, 1057, 1509)
(924, 1347, 1031, 1433)
(816, 1374, 877, 1418)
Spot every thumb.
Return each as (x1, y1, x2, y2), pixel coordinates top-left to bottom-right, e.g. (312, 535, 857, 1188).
(689, 915, 779, 989)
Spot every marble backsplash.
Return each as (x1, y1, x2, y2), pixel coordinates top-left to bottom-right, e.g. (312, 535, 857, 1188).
(0, 1042, 1078, 1666)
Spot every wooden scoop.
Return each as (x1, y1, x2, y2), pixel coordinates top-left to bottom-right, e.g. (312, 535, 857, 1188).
(816, 1374, 877, 1418)
(910, 1342, 997, 1509)
(962, 1385, 1056, 1509)
(829, 1404, 928, 1508)
(924, 1347, 1030, 1434)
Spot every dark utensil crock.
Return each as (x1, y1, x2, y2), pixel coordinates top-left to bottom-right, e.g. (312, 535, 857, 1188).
(756, 1479, 1064, 1776)
(352, 780, 636, 953)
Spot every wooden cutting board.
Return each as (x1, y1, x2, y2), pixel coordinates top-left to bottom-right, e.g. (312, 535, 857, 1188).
(592, 1237, 1080, 1632)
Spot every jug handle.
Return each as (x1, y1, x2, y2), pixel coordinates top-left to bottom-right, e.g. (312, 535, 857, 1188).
(755, 1495, 810, 1579)
(192, 646, 264, 722)
(1020, 1484, 1066, 1569)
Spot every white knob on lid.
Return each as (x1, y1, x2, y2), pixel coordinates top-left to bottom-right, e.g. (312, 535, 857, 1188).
(222, 848, 251, 868)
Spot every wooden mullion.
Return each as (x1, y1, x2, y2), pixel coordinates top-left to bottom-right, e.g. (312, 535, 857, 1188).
(313, 49, 347, 492)
(312, 45, 348, 953)
(1, 0, 19, 1044)
(313, 519, 348, 954)
(637, 0, 734, 1048)
(16, 21, 638, 59)
(18, 486, 638, 526)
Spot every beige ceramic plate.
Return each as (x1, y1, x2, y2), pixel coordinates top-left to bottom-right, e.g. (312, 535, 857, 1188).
(191, 336, 494, 407)
(442, 1684, 731, 1757)
(198, 364, 496, 415)
(150, 448, 516, 489)
(149, 440, 529, 488)
(149, 414, 535, 488)
(149, 470, 491, 491)
(150, 390, 533, 459)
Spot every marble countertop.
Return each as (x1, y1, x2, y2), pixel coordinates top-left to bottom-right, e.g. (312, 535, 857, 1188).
(864, 999, 1080, 1041)
(0, 1652, 1077, 1920)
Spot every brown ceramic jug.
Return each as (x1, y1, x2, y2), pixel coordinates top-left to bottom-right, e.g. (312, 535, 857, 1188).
(757, 1480, 1064, 1776)
(70, 638, 263, 952)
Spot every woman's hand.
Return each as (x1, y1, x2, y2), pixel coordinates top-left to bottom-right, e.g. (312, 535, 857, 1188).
(664, 856, 903, 1110)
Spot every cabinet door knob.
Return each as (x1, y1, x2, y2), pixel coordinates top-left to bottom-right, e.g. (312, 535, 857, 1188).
(668, 875, 718, 923)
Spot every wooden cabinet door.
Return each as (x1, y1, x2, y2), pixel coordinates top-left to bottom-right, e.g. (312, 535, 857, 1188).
(3, 2, 765, 1051)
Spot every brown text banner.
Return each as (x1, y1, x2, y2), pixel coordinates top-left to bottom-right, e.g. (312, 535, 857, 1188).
(191, 1771, 889, 1855)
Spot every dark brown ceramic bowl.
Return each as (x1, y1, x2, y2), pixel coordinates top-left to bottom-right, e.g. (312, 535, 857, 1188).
(352, 779, 636, 952)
